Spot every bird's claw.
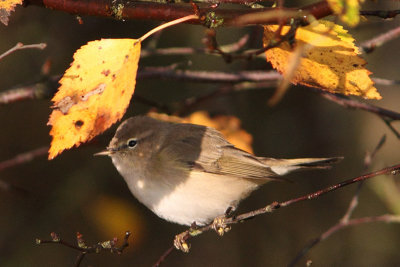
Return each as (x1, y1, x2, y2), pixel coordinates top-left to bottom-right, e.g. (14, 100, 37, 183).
(212, 215, 231, 236)
(174, 231, 190, 253)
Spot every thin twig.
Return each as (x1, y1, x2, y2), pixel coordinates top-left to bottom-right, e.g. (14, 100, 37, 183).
(0, 147, 48, 172)
(372, 77, 400, 86)
(138, 68, 282, 83)
(0, 42, 46, 61)
(317, 91, 400, 121)
(154, 163, 400, 265)
(318, 91, 400, 138)
(360, 25, 400, 54)
(289, 134, 387, 266)
(288, 214, 400, 267)
(153, 246, 175, 267)
(36, 231, 131, 267)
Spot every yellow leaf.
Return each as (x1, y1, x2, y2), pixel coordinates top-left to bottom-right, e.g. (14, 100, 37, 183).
(327, 0, 364, 27)
(148, 111, 254, 153)
(263, 20, 381, 100)
(0, 0, 23, 25)
(48, 39, 141, 159)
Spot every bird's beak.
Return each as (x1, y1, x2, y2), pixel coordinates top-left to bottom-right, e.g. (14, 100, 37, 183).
(94, 148, 115, 156)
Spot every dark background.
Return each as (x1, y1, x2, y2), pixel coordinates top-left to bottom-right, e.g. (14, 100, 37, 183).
(1, 1, 400, 266)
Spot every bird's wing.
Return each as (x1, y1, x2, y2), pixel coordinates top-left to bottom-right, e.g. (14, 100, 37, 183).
(156, 124, 279, 180)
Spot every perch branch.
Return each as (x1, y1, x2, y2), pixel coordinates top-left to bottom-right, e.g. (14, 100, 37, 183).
(154, 163, 400, 265)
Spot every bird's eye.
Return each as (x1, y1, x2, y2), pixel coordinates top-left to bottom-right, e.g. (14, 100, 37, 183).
(127, 139, 137, 148)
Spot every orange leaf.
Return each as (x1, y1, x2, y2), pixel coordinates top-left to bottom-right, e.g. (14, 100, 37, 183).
(148, 111, 254, 153)
(0, 0, 22, 25)
(263, 20, 381, 100)
(48, 39, 141, 159)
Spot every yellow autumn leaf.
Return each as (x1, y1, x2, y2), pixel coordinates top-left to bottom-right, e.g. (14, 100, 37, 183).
(328, 0, 364, 27)
(0, 0, 23, 25)
(263, 20, 381, 100)
(48, 39, 141, 159)
(148, 111, 254, 153)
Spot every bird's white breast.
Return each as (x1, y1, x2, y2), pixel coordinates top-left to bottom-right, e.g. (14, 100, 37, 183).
(113, 158, 259, 226)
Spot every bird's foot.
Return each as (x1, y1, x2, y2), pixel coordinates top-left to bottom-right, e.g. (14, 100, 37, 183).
(174, 222, 199, 253)
(211, 214, 231, 236)
(174, 231, 190, 253)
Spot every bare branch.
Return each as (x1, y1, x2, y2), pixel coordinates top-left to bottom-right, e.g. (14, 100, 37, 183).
(140, 34, 250, 58)
(155, 163, 400, 264)
(36, 231, 131, 267)
(289, 134, 387, 266)
(288, 214, 400, 267)
(0, 42, 46, 61)
(316, 91, 400, 121)
(138, 68, 282, 83)
(360, 25, 400, 54)
(0, 147, 48, 172)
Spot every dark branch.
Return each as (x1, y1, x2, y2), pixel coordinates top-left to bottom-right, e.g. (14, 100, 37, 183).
(360, 9, 400, 19)
(36, 231, 131, 267)
(155, 163, 400, 265)
(24, 0, 332, 26)
(317, 91, 400, 121)
(0, 147, 48, 172)
(289, 134, 387, 266)
(288, 214, 400, 267)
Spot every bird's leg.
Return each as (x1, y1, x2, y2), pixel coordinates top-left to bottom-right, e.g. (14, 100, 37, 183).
(174, 222, 199, 253)
(212, 206, 234, 236)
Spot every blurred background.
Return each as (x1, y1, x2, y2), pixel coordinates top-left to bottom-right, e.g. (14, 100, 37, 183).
(1, 1, 400, 266)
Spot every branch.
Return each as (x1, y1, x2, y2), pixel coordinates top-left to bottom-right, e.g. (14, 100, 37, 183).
(140, 34, 250, 58)
(36, 232, 131, 267)
(138, 68, 282, 83)
(0, 42, 46, 61)
(0, 146, 48, 196)
(360, 9, 400, 19)
(155, 163, 400, 265)
(25, 0, 332, 26)
(288, 214, 400, 266)
(0, 76, 60, 105)
(0, 146, 48, 172)
(360, 25, 400, 54)
(316, 91, 400, 138)
(317, 91, 400, 121)
(289, 134, 386, 266)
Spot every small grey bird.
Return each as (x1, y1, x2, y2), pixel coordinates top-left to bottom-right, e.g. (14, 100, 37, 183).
(96, 116, 340, 226)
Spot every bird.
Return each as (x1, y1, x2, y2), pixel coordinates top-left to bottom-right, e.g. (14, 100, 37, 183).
(96, 115, 341, 226)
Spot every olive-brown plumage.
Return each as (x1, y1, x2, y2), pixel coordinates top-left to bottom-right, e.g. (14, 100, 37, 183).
(97, 116, 341, 225)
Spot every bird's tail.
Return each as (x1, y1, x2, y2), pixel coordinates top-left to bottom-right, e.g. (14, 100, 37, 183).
(259, 157, 343, 176)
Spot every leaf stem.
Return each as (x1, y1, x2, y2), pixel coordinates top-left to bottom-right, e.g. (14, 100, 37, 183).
(139, 15, 199, 42)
